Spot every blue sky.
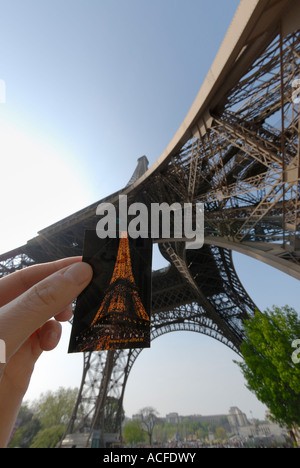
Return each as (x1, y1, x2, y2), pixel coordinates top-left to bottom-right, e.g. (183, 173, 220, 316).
(0, 0, 299, 421)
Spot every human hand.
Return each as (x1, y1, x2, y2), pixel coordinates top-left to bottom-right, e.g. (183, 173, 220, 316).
(0, 257, 93, 447)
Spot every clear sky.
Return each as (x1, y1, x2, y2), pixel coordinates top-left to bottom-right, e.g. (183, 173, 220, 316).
(0, 0, 299, 421)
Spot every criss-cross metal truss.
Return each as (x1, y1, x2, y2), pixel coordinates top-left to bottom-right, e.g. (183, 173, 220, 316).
(0, 0, 299, 448)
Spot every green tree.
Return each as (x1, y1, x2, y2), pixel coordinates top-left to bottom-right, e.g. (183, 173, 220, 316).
(153, 421, 177, 444)
(33, 387, 78, 428)
(123, 420, 147, 446)
(10, 387, 78, 448)
(196, 427, 206, 441)
(235, 305, 300, 444)
(9, 404, 41, 448)
(138, 407, 159, 445)
(30, 425, 65, 448)
(215, 426, 227, 441)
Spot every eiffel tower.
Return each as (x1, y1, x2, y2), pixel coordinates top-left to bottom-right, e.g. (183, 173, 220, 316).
(73, 233, 150, 353)
(0, 0, 299, 448)
(90, 234, 150, 326)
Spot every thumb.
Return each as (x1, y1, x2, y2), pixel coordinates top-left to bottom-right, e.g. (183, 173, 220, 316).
(0, 262, 93, 361)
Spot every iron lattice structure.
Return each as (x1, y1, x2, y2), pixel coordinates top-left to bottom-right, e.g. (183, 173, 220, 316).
(0, 0, 299, 447)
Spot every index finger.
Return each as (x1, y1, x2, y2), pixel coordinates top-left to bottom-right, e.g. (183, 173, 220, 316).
(0, 261, 93, 361)
(0, 257, 82, 307)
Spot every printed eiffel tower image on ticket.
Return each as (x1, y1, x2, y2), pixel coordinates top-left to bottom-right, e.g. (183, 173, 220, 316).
(68, 230, 152, 353)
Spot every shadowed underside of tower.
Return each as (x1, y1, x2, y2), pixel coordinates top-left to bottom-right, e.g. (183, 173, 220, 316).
(0, 0, 299, 448)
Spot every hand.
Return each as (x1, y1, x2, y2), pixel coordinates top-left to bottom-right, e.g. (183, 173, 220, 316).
(0, 257, 93, 447)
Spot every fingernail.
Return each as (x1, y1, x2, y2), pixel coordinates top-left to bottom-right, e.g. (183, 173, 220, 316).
(62, 262, 93, 285)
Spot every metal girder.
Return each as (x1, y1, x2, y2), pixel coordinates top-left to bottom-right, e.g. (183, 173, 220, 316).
(0, 251, 35, 277)
(233, 182, 293, 241)
(212, 113, 282, 169)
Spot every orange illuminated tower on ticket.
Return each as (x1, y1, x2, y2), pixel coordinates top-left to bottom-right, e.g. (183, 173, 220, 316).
(91, 232, 150, 328)
(69, 229, 152, 353)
